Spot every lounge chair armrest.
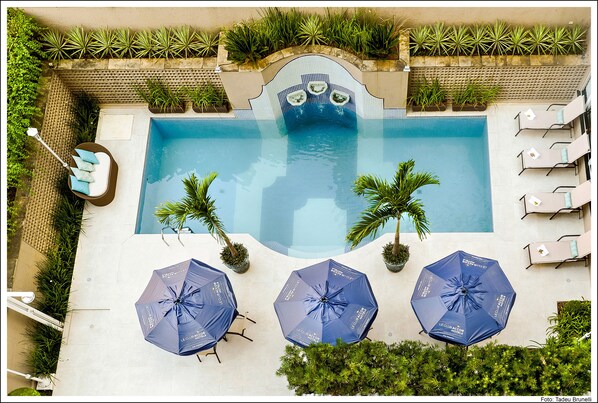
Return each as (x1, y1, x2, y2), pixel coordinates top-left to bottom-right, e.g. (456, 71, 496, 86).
(516, 150, 523, 158)
(549, 141, 571, 149)
(514, 111, 521, 120)
(546, 103, 566, 110)
(552, 185, 576, 192)
(556, 234, 580, 241)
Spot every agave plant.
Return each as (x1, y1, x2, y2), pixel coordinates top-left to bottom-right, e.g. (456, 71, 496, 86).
(547, 26, 569, 56)
(171, 26, 197, 58)
(409, 25, 431, 56)
(113, 28, 136, 58)
(469, 24, 491, 56)
(486, 20, 511, 56)
(89, 28, 115, 59)
(223, 22, 269, 64)
(528, 24, 551, 55)
(509, 26, 531, 55)
(64, 26, 92, 59)
(447, 25, 473, 56)
(152, 27, 176, 59)
(426, 22, 451, 56)
(298, 15, 326, 46)
(565, 25, 587, 54)
(133, 30, 154, 58)
(41, 29, 69, 60)
(195, 31, 219, 57)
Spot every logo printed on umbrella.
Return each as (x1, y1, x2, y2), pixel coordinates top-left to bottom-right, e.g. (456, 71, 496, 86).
(180, 330, 207, 342)
(330, 267, 356, 280)
(461, 258, 487, 269)
(438, 322, 464, 335)
(493, 294, 506, 318)
(349, 307, 368, 330)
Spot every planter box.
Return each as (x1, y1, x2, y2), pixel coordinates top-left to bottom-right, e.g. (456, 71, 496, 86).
(411, 103, 447, 112)
(148, 104, 186, 114)
(452, 103, 487, 112)
(192, 104, 229, 113)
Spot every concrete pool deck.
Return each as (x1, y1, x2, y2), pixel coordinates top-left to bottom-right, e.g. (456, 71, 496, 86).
(52, 103, 592, 396)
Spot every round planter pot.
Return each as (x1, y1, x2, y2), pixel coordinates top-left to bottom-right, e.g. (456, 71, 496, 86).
(224, 258, 250, 274)
(384, 259, 407, 273)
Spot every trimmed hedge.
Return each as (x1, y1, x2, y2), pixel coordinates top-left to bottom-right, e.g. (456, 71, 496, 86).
(277, 338, 591, 396)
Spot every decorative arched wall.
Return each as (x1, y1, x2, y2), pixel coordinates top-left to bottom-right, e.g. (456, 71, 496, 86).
(249, 55, 384, 120)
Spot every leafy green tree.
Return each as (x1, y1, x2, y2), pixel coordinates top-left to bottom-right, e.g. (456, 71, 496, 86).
(154, 172, 239, 258)
(347, 159, 440, 257)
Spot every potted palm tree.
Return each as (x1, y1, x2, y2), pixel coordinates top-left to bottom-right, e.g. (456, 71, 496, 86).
(346, 160, 440, 272)
(154, 172, 250, 273)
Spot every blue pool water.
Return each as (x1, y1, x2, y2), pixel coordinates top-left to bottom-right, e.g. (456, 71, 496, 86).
(136, 105, 492, 258)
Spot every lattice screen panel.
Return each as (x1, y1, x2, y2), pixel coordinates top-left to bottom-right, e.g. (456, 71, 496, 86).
(409, 65, 589, 102)
(22, 74, 78, 254)
(56, 69, 224, 104)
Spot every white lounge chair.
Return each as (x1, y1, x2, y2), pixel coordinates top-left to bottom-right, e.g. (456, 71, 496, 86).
(517, 132, 590, 176)
(514, 95, 586, 137)
(524, 231, 591, 270)
(519, 180, 591, 220)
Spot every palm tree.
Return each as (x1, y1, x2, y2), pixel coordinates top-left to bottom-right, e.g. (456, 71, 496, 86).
(154, 172, 239, 258)
(346, 159, 440, 258)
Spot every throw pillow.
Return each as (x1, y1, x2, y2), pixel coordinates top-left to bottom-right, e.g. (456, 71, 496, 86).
(71, 167, 95, 183)
(75, 148, 100, 164)
(73, 156, 95, 172)
(70, 175, 90, 195)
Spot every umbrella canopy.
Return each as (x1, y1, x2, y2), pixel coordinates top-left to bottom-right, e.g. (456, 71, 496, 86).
(411, 250, 516, 346)
(135, 258, 238, 356)
(274, 259, 378, 347)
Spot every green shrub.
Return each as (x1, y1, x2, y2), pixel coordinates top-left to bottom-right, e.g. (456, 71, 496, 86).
(452, 81, 500, 106)
(547, 299, 591, 342)
(408, 77, 447, 109)
(185, 81, 228, 108)
(69, 92, 100, 143)
(8, 387, 41, 396)
(133, 77, 183, 110)
(7, 8, 44, 242)
(277, 338, 591, 396)
(223, 21, 269, 64)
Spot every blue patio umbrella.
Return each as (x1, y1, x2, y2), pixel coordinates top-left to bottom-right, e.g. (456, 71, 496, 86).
(411, 250, 516, 347)
(135, 258, 238, 356)
(273, 259, 378, 347)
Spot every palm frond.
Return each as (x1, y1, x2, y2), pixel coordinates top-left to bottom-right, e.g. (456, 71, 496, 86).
(346, 206, 395, 248)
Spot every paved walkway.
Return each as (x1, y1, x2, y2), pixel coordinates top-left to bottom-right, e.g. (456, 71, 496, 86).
(53, 104, 592, 396)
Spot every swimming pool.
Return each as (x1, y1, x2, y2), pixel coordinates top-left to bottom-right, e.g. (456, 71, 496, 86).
(136, 105, 492, 258)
